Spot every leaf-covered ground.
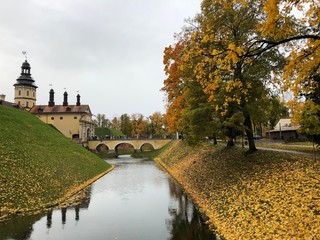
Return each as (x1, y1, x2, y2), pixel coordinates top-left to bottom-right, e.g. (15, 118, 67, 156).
(255, 141, 320, 155)
(0, 106, 111, 220)
(155, 140, 320, 239)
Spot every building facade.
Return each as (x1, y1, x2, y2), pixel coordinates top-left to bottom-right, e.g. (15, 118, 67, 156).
(267, 118, 308, 141)
(30, 90, 95, 143)
(13, 60, 37, 110)
(12, 59, 95, 143)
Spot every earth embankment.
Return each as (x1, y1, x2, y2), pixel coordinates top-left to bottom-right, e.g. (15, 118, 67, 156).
(154, 140, 319, 239)
(0, 106, 111, 220)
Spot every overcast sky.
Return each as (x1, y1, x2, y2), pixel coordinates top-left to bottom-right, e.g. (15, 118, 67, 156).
(0, 0, 200, 119)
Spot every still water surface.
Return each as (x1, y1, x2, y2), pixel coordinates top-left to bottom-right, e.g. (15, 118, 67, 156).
(0, 156, 217, 240)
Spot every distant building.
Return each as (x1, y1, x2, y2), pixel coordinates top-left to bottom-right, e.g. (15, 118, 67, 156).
(267, 118, 308, 141)
(13, 60, 37, 110)
(0, 94, 21, 109)
(30, 90, 95, 143)
(10, 58, 95, 143)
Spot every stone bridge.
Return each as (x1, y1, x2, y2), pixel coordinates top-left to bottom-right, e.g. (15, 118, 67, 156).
(87, 139, 172, 153)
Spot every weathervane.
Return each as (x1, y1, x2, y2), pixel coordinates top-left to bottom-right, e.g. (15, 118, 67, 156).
(22, 51, 27, 60)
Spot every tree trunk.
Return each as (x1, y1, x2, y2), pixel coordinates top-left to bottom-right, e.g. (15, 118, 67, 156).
(213, 133, 218, 145)
(227, 138, 235, 147)
(244, 115, 257, 153)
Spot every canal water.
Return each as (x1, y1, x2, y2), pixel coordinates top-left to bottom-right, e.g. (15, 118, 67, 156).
(0, 156, 217, 240)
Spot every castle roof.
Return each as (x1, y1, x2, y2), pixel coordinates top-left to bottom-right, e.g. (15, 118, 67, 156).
(30, 104, 91, 114)
(14, 60, 37, 88)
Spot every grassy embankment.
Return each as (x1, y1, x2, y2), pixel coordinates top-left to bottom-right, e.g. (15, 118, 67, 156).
(135, 140, 320, 239)
(255, 140, 320, 155)
(0, 106, 112, 220)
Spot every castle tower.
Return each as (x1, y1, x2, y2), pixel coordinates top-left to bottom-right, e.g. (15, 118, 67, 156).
(13, 60, 37, 110)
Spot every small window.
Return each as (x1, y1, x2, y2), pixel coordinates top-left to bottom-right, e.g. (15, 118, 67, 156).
(26, 101, 29, 107)
(19, 90, 21, 96)
(18, 101, 21, 105)
(60, 117, 63, 120)
(33, 92, 35, 97)
(51, 117, 54, 120)
(74, 116, 78, 119)
(27, 91, 29, 96)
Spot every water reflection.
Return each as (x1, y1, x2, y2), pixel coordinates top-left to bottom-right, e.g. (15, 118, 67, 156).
(166, 178, 215, 240)
(0, 185, 92, 240)
(0, 157, 217, 240)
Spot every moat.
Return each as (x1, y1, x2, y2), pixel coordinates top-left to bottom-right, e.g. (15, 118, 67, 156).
(0, 156, 217, 240)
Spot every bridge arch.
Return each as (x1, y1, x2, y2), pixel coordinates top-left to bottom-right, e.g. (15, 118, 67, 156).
(114, 142, 136, 154)
(96, 143, 110, 152)
(139, 142, 155, 152)
(88, 139, 171, 152)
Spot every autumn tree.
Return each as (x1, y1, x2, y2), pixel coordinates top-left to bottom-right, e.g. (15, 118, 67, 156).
(162, 35, 192, 135)
(120, 114, 132, 136)
(185, 0, 284, 152)
(111, 116, 121, 130)
(131, 113, 148, 138)
(147, 112, 167, 137)
(180, 76, 221, 145)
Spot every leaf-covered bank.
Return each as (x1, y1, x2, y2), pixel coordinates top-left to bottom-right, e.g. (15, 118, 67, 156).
(154, 140, 319, 239)
(0, 106, 111, 220)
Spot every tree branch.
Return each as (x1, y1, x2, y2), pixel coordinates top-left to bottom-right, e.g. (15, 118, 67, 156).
(245, 35, 320, 58)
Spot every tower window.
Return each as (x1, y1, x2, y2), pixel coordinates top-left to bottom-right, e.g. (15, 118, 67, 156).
(33, 92, 35, 97)
(19, 90, 21, 95)
(60, 117, 63, 120)
(27, 91, 29, 96)
(26, 101, 29, 107)
(51, 117, 54, 120)
(74, 116, 78, 119)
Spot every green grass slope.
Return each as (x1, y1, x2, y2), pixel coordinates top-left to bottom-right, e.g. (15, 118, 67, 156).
(0, 106, 111, 218)
(95, 127, 124, 137)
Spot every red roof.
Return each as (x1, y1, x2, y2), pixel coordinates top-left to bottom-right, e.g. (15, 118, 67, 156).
(30, 105, 91, 114)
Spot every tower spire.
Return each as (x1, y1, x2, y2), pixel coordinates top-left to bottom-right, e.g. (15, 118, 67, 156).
(14, 54, 37, 110)
(22, 51, 27, 61)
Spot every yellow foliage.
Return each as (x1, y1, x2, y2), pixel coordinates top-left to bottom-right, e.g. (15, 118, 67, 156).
(155, 141, 320, 239)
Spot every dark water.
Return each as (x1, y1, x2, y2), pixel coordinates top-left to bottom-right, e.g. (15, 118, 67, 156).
(0, 156, 217, 240)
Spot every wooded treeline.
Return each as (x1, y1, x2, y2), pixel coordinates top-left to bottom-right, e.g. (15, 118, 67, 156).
(161, 0, 320, 152)
(93, 112, 168, 138)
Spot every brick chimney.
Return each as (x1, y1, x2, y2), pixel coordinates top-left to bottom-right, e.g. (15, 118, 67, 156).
(63, 91, 68, 106)
(48, 89, 55, 107)
(76, 94, 81, 106)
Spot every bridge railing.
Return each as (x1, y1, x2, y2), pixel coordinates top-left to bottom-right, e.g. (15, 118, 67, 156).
(88, 134, 176, 141)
